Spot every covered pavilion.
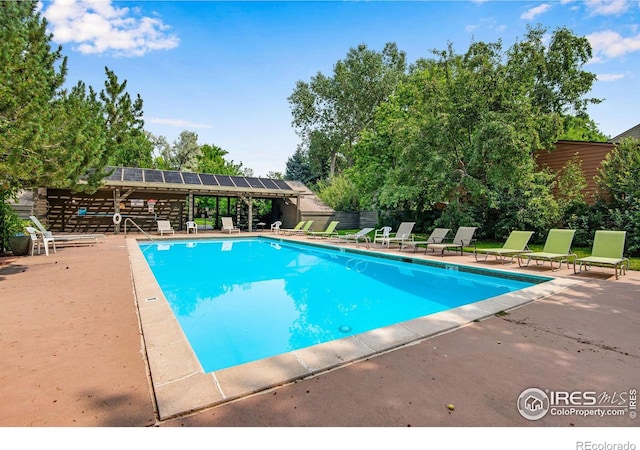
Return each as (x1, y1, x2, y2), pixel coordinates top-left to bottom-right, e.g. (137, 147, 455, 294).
(38, 166, 304, 234)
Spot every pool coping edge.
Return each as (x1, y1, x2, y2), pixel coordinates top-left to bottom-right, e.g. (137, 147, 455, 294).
(126, 237, 584, 421)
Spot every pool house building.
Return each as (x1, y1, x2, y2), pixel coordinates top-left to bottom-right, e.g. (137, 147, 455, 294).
(20, 167, 331, 234)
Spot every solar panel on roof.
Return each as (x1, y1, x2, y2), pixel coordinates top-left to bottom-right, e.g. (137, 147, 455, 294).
(200, 173, 219, 186)
(246, 177, 266, 189)
(103, 167, 298, 196)
(143, 169, 164, 183)
(274, 180, 292, 190)
(163, 171, 183, 184)
(231, 176, 250, 188)
(105, 167, 123, 181)
(182, 172, 202, 185)
(216, 175, 235, 187)
(259, 178, 279, 189)
(122, 167, 143, 182)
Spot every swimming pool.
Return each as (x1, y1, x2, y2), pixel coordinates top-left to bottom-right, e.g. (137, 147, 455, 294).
(140, 237, 546, 373)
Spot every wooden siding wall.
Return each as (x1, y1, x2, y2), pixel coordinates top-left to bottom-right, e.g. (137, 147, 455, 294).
(45, 190, 278, 233)
(535, 141, 614, 204)
(332, 211, 378, 229)
(46, 189, 187, 233)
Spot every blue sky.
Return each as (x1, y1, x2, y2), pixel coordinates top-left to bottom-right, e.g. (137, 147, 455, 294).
(39, 0, 640, 177)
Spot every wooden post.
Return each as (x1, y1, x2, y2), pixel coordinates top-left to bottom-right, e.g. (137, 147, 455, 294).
(248, 195, 253, 232)
(215, 196, 220, 230)
(188, 192, 194, 222)
(113, 189, 121, 234)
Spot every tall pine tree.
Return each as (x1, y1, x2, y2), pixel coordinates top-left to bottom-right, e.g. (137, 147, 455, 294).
(0, 0, 110, 193)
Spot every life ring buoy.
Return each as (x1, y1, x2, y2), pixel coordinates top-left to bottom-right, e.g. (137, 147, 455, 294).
(113, 213, 122, 225)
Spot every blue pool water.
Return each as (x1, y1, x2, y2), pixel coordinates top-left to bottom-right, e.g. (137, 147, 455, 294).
(140, 238, 545, 372)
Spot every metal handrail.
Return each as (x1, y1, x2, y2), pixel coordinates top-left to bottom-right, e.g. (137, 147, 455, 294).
(123, 217, 155, 241)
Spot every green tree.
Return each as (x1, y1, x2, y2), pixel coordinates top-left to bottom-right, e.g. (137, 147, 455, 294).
(197, 143, 243, 175)
(158, 130, 201, 171)
(101, 68, 153, 168)
(0, 0, 112, 251)
(285, 147, 314, 184)
(596, 138, 640, 254)
(266, 171, 283, 180)
(316, 173, 360, 211)
(147, 132, 171, 169)
(558, 115, 609, 142)
(288, 43, 407, 179)
(597, 138, 640, 203)
(151, 131, 246, 175)
(350, 26, 600, 236)
(0, 0, 111, 193)
(555, 156, 588, 210)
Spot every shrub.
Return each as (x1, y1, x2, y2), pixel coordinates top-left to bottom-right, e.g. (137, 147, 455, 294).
(596, 138, 640, 256)
(316, 174, 361, 211)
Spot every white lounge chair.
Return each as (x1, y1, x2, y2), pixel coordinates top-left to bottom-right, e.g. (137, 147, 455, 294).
(157, 220, 175, 236)
(221, 217, 241, 234)
(376, 222, 416, 248)
(337, 228, 375, 247)
(29, 215, 105, 246)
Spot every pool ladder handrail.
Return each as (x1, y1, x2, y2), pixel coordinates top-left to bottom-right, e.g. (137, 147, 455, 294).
(123, 217, 155, 241)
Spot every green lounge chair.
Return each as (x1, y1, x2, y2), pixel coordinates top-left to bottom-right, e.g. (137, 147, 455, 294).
(401, 227, 451, 253)
(574, 230, 630, 279)
(280, 220, 306, 235)
(426, 226, 477, 257)
(307, 220, 340, 239)
(474, 230, 534, 264)
(518, 229, 576, 271)
(284, 220, 314, 236)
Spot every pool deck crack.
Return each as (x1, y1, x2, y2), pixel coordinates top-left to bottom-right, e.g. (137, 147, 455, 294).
(498, 315, 639, 359)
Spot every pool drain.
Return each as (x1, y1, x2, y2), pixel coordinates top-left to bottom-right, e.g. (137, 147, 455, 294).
(338, 325, 352, 333)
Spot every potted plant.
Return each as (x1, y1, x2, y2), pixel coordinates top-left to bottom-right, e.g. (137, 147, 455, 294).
(0, 202, 31, 256)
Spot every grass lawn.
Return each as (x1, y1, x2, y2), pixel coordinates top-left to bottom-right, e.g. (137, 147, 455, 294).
(455, 239, 637, 271)
(334, 229, 639, 272)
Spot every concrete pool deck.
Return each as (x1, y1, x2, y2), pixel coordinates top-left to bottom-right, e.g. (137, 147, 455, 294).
(1, 231, 639, 427)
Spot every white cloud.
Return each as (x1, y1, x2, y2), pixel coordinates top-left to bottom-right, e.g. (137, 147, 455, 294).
(587, 30, 640, 58)
(520, 4, 552, 20)
(585, 0, 632, 16)
(597, 73, 625, 81)
(147, 118, 213, 129)
(465, 19, 507, 35)
(42, 0, 179, 57)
